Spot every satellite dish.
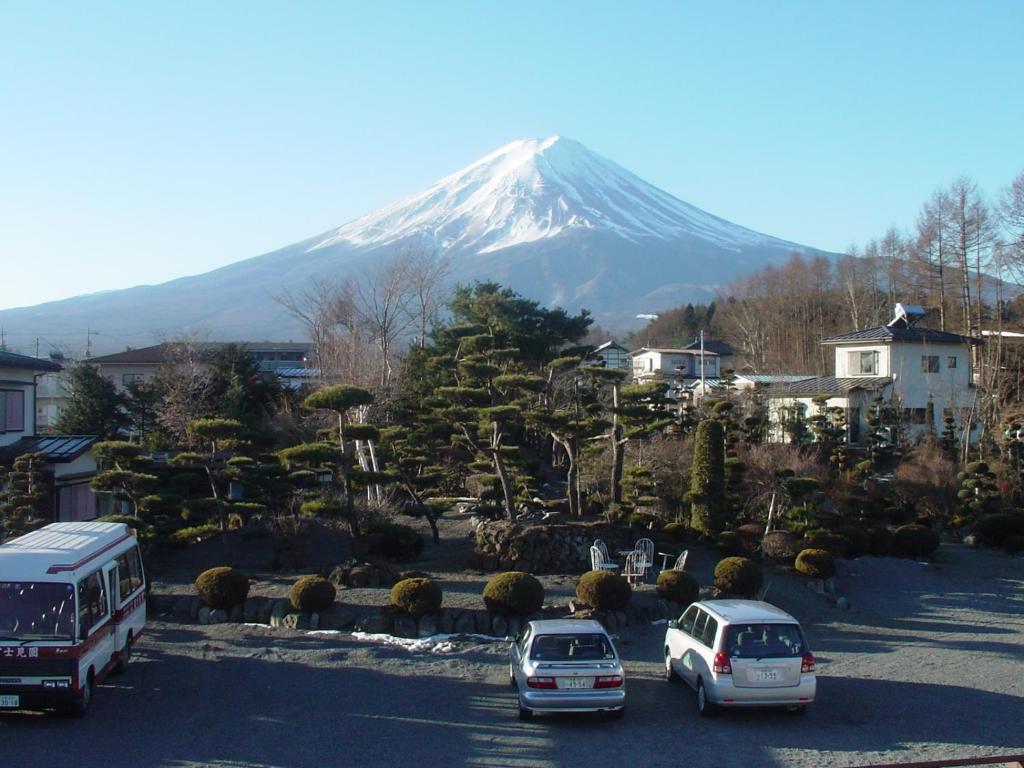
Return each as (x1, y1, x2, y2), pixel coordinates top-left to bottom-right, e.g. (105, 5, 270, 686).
(888, 303, 926, 328)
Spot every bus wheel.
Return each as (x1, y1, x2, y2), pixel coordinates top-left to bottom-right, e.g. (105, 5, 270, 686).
(69, 672, 93, 717)
(115, 633, 133, 674)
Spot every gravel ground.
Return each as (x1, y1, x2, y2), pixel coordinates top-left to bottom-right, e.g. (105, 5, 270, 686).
(3, 515, 1023, 768)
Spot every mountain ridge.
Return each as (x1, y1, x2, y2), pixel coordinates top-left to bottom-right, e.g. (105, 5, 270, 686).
(0, 136, 834, 355)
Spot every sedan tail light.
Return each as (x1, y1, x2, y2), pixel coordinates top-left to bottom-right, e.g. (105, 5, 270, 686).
(801, 653, 816, 673)
(594, 675, 623, 688)
(526, 676, 557, 689)
(712, 652, 732, 675)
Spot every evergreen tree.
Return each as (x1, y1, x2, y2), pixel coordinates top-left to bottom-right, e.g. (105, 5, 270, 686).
(55, 364, 127, 438)
(689, 418, 726, 535)
(0, 453, 51, 538)
(89, 441, 157, 517)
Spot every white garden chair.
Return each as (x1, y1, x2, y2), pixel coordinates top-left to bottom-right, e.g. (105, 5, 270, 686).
(672, 549, 689, 572)
(634, 538, 654, 571)
(590, 545, 619, 572)
(594, 539, 613, 563)
(623, 550, 646, 585)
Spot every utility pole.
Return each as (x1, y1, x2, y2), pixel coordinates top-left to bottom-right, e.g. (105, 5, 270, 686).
(700, 329, 706, 401)
(85, 326, 100, 358)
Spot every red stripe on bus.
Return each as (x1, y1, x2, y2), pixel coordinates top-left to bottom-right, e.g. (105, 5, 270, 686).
(46, 533, 133, 573)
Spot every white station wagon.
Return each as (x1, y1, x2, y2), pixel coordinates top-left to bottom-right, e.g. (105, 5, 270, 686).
(664, 600, 816, 716)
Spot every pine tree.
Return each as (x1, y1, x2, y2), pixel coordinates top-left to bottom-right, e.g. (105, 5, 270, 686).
(0, 453, 51, 538)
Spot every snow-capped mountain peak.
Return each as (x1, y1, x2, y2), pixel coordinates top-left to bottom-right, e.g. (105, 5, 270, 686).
(310, 135, 794, 255)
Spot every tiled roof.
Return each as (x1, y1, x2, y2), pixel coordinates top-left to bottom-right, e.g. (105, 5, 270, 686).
(88, 341, 313, 364)
(770, 376, 892, 396)
(737, 374, 815, 384)
(0, 350, 62, 373)
(822, 326, 978, 345)
(275, 368, 320, 378)
(0, 435, 98, 464)
(681, 339, 736, 356)
(630, 347, 720, 356)
(593, 340, 627, 353)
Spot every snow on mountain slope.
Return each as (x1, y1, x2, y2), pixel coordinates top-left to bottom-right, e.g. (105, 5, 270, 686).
(310, 135, 799, 256)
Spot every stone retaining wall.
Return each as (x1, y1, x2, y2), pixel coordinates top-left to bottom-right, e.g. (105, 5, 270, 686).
(473, 521, 635, 574)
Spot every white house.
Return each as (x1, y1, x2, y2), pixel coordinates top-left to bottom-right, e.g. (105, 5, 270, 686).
(767, 304, 979, 444)
(0, 350, 101, 522)
(589, 340, 630, 371)
(630, 347, 721, 382)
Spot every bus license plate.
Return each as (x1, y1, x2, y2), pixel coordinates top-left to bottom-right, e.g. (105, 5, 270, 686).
(0, 695, 19, 708)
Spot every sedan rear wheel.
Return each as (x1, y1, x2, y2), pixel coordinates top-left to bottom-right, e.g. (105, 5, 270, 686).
(509, 664, 517, 688)
(517, 702, 533, 721)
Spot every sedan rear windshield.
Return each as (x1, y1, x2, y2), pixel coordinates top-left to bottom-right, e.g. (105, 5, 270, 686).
(530, 633, 616, 661)
(724, 623, 806, 659)
(0, 582, 76, 641)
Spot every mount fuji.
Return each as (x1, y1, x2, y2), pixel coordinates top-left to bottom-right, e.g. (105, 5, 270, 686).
(1, 136, 833, 352)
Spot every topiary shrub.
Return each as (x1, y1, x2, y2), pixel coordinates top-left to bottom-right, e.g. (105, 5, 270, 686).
(762, 530, 800, 561)
(795, 548, 836, 579)
(866, 526, 893, 556)
(169, 524, 222, 547)
(735, 523, 763, 554)
(663, 522, 688, 542)
(892, 524, 940, 559)
(390, 577, 442, 617)
(713, 557, 763, 599)
(656, 570, 699, 605)
(974, 513, 1024, 547)
(95, 514, 155, 541)
(361, 522, 424, 562)
(838, 527, 870, 559)
(806, 531, 846, 557)
(576, 570, 632, 611)
(715, 530, 743, 555)
(482, 572, 545, 616)
(195, 566, 250, 609)
(289, 575, 336, 613)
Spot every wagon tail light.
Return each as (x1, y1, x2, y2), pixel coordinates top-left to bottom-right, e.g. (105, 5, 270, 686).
(713, 652, 732, 675)
(594, 675, 623, 688)
(801, 653, 816, 673)
(526, 676, 557, 689)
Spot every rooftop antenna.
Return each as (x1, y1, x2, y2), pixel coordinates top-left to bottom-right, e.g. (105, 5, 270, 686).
(85, 326, 101, 358)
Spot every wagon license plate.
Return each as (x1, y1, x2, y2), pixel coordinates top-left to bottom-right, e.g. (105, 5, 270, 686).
(0, 695, 19, 708)
(753, 669, 779, 682)
(559, 677, 593, 690)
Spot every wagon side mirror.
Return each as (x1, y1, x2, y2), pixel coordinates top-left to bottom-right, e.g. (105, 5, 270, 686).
(667, 619, 679, 629)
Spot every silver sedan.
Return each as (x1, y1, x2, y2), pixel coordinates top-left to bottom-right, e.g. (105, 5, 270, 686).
(509, 619, 626, 720)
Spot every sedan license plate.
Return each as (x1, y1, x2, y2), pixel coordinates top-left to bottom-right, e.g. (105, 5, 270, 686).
(753, 669, 779, 682)
(558, 677, 594, 690)
(0, 695, 19, 708)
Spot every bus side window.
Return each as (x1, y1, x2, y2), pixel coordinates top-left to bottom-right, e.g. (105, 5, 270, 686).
(77, 571, 108, 638)
(116, 548, 144, 601)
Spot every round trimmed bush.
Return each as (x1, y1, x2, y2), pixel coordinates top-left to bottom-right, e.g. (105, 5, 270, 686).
(656, 570, 699, 605)
(663, 522, 688, 542)
(795, 548, 836, 579)
(576, 570, 632, 611)
(866, 526, 894, 556)
(762, 530, 800, 561)
(974, 513, 1024, 547)
(362, 522, 424, 562)
(715, 530, 743, 555)
(735, 523, 764, 554)
(195, 566, 250, 609)
(892, 524, 941, 559)
(806, 531, 846, 557)
(713, 557, 763, 599)
(482, 572, 544, 616)
(390, 577, 442, 617)
(838, 527, 870, 559)
(289, 575, 336, 612)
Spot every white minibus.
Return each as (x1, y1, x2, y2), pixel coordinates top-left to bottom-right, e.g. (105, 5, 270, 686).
(0, 521, 146, 715)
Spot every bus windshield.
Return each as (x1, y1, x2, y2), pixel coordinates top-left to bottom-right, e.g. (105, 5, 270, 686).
(0, 582, 76, 641)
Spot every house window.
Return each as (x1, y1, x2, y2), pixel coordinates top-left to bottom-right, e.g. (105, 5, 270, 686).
(122, 373, 146, 386)
(848, 350, 879, 375)
(921, 355, 939, 374)
(900, 408, 928, 425)
(947, 356, 957, 369)
(0, 390, 26, 433)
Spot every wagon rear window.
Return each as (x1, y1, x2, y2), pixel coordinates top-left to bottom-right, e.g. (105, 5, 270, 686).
(725, 623, 806, 659)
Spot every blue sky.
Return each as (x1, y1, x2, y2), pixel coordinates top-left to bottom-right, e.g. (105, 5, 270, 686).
(1, 1, 1021, 312)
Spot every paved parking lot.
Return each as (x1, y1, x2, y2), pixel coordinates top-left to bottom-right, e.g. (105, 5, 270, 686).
(3, 549, 1023, 768)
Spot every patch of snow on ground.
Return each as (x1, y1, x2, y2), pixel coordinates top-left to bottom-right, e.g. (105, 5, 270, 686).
(348, 631, 505, 654)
